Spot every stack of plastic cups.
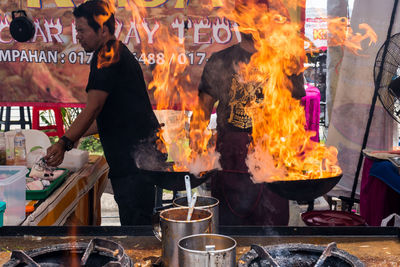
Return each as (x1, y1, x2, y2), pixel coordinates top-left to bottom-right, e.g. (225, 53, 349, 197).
(301, 85, 321, 142)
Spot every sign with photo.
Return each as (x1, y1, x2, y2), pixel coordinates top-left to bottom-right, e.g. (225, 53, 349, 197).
(0, 0, 301, 105)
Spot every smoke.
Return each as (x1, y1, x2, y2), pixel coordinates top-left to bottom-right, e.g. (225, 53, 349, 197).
(132, 136, 171, 172)
(246, 135, 287, 183)
(132, 132, 221, 176)
(188, 150, 221, 177)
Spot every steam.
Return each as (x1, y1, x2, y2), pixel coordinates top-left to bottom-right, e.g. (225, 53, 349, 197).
(188, 150, 221, 177)
(246, 136, 287, 183)
(132, 137, 170, 172)
(133, 129, 221, 177)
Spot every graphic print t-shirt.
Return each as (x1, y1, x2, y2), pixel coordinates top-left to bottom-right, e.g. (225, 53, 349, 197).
(198, 43, 305, 133)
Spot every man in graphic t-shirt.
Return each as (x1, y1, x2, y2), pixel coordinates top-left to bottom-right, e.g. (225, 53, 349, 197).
(192, 6, 306, 225)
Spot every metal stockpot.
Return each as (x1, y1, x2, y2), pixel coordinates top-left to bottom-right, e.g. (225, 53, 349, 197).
(173, 196, 219, 233)
(153, 207, 213, 267)
(178, 234, 236, 267)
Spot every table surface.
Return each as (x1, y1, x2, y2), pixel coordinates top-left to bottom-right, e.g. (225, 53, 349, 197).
(0, 226, 399, 266)
(22, 155, 109, 226)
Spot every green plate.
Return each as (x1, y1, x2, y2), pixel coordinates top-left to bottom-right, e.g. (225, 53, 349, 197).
(26, 168, 69, 200)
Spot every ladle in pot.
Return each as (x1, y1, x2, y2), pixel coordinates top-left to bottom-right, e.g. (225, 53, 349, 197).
(184, 175, 192, 204)
(187, 193, 198, 221)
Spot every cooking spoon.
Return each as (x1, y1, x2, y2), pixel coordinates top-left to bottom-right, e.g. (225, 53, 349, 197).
(187, 193, 198, 221)
(184, 175, 191, 204)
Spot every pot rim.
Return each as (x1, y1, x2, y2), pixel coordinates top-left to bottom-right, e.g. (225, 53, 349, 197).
(173, 196, 219, 209)
(178, 233, 237, 254)
(160, 207, 213, 223)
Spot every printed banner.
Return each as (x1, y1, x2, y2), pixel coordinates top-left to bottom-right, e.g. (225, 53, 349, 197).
(0, 0, 301, 104)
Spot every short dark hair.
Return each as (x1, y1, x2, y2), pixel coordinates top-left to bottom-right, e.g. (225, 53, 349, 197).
(73, 0, 115, 35)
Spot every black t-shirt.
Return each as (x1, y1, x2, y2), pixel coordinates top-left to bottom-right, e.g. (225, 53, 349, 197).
(198, 43, 305, 133)
(86, 40, 160, 177)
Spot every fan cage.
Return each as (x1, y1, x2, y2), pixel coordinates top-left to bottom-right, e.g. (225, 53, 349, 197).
(374, 32, 400, 124)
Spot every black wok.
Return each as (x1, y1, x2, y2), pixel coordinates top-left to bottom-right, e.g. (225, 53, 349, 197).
(265, 174, 342, 201)
(138, 168, 218, 191)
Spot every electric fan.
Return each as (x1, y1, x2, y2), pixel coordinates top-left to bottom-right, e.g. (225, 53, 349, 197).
(375, 32, 400, 123)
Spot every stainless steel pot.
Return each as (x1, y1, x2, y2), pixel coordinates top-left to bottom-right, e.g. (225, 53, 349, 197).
(173, 196, 219, 233)
(178, 234, 236, 267)
(153, 207, 213, 267)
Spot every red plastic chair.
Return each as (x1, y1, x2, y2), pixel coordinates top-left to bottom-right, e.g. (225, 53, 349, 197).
(32, 106, 65, 137)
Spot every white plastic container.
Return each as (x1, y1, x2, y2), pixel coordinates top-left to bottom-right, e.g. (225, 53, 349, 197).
(0, 166, 27, 225)
(58, 149, 89, 172)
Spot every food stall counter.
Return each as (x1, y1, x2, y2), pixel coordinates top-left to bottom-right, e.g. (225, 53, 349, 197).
(0, 226, 398, 266)
(21, 155, 109, 226)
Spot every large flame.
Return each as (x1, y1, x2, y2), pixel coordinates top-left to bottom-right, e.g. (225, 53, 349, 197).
(124, 0, 221, 175)
(327, 17, 377, 55)
(92, 0, 121, 69)
(113, 0, 376, 180)
(213, 0, 376, 182)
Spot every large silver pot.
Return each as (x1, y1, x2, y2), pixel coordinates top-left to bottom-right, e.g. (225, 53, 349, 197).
(173, 196, 219, 233)
(153, 207, 213, 267)
(178, 234, 236, 267)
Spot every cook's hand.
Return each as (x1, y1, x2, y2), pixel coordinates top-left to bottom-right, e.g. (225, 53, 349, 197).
(44, 143, 65, 167)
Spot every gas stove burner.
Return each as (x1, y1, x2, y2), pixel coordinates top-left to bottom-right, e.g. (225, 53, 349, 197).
(238, 243, 364, 267)
(4, 238, 133, 267)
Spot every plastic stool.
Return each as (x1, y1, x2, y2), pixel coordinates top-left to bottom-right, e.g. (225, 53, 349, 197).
(32, 106, 65, 137)
(301, 85, 320, 142)
(0, 106, 32, 131)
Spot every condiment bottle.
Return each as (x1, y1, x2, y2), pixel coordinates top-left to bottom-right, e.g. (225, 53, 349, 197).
(0, 132, 6, 165)
(14, 130, 27, 166)
(5, 133, 14, 165)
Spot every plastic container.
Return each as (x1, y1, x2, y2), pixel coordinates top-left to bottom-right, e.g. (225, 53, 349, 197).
(0, 166, 27, 225)
(26, 168, 69, 200)
(58, 149, 89, 172)
(0, 201, 5, 227)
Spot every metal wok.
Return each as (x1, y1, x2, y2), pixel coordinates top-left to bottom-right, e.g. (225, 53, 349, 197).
(265, 174, 342, 201)
(138, 168, 218, 191)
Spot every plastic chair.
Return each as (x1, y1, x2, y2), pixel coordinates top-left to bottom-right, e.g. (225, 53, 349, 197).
(32, 106, 65, 137)
(0, 107, 32, 131)
(301, 85, 320, 142)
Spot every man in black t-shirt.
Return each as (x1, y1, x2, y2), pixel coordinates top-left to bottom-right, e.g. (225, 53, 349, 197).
(45, 0, 161, 225)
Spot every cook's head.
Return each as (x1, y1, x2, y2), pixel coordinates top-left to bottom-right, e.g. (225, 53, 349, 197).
(234, 0, 290, 40)
(234, 0, 290, 18)
(73, 0, 116, 52)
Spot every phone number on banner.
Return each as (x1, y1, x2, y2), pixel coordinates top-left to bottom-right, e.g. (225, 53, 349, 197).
(132, 52, 207, 65)
(59, 51, 207, 65)
(0, 50, 208, 65)
(61, 51, 208, 65)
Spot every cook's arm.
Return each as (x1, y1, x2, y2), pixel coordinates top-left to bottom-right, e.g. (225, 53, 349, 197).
(45, 90, 108, 166)
(83, 121, 98, 137)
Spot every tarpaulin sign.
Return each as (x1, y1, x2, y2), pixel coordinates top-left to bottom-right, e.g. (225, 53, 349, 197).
(0, 0, 302, 105)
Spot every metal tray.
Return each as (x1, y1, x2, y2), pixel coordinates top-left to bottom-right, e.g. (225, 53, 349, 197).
(26, 168, 69, 200)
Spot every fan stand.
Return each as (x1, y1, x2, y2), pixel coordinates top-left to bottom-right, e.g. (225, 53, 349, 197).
(346, 0, 400, 212)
